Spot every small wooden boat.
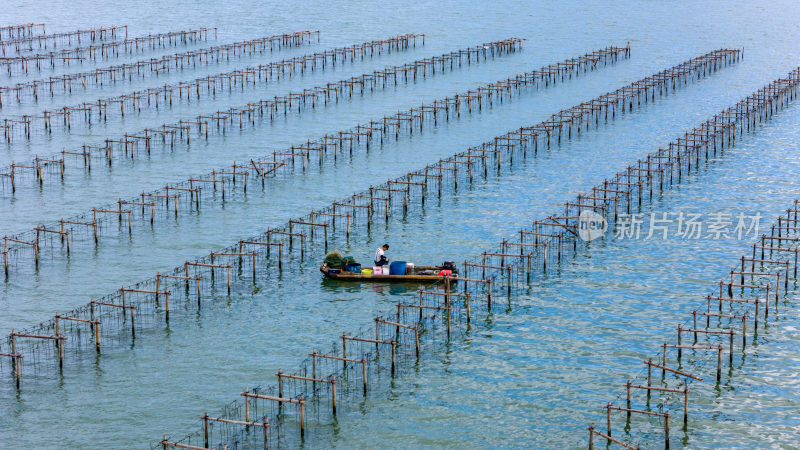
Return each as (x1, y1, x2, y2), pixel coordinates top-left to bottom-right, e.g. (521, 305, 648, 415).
(320, 263, 457, 282)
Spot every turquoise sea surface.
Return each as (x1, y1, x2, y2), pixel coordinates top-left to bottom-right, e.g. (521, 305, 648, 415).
(1, 1, 799, 447)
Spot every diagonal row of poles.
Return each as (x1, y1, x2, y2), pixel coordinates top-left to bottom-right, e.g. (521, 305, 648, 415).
(0, 35, 512, 191)
(197, 62, 797, 450)
(406, 64, 796, 449)
(416, 64, 800, 450)
(0, 35, 514, 193)
(0, 30, 421, 141)
(0, 31, 428, 144)
(0, 25, 127, 55)
(0, 27, 217, 76)
(0, 29, 322, 107)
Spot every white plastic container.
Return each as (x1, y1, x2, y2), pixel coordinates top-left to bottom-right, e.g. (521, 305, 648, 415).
(372, 266, 383, 275)
(406, 262, 415, 274)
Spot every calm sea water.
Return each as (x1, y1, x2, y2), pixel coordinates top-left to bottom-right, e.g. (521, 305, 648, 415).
(1, 0, 799, 448)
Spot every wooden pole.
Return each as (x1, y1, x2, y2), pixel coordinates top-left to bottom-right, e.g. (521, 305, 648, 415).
(244, 386, 250, 422)
(203, 412, 209, 448)
(331, 375, 337, 415)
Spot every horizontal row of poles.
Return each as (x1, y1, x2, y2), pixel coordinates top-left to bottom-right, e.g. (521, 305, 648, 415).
(0, 39, 604, 277)
(0, 31, 430, 142)
(0, 23, 47, 41)
(0, 29, 323, 107)
(0, 27, 218, 75)
(0, 45, 741, 381)
(0, 25, 128, 56)
(587, 202, 800, 450)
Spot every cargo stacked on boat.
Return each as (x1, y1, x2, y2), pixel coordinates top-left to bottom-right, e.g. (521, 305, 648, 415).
(321, 251, 457, 282)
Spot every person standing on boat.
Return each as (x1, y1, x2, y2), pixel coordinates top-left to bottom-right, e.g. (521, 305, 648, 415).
(374, 244, 390, 266)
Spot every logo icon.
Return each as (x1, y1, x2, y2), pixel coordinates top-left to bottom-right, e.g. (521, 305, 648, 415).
(578, 210, 607, 241)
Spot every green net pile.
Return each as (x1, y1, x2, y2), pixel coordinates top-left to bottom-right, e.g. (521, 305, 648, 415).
(323, 251, 344, 268)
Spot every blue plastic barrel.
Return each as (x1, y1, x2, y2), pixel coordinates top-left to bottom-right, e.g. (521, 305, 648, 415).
(389, 261, 407, 275)
(345, 262, 362, 273)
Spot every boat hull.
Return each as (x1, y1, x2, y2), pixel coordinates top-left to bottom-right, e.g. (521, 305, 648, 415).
(320, 264, 455, 282)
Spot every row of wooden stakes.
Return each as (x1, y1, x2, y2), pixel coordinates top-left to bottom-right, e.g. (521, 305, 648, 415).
(0, 23, 46, 41)
(0, 25, 127, 55)
(471, 67, 800, 449)
(569, 66, 800, 226)
(0, 35, 521, 185)
(0, 31, 430, 140)
(0, 27, 218, 75)
(0, 29, 323, 106)
(505, 67, 800, 306)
